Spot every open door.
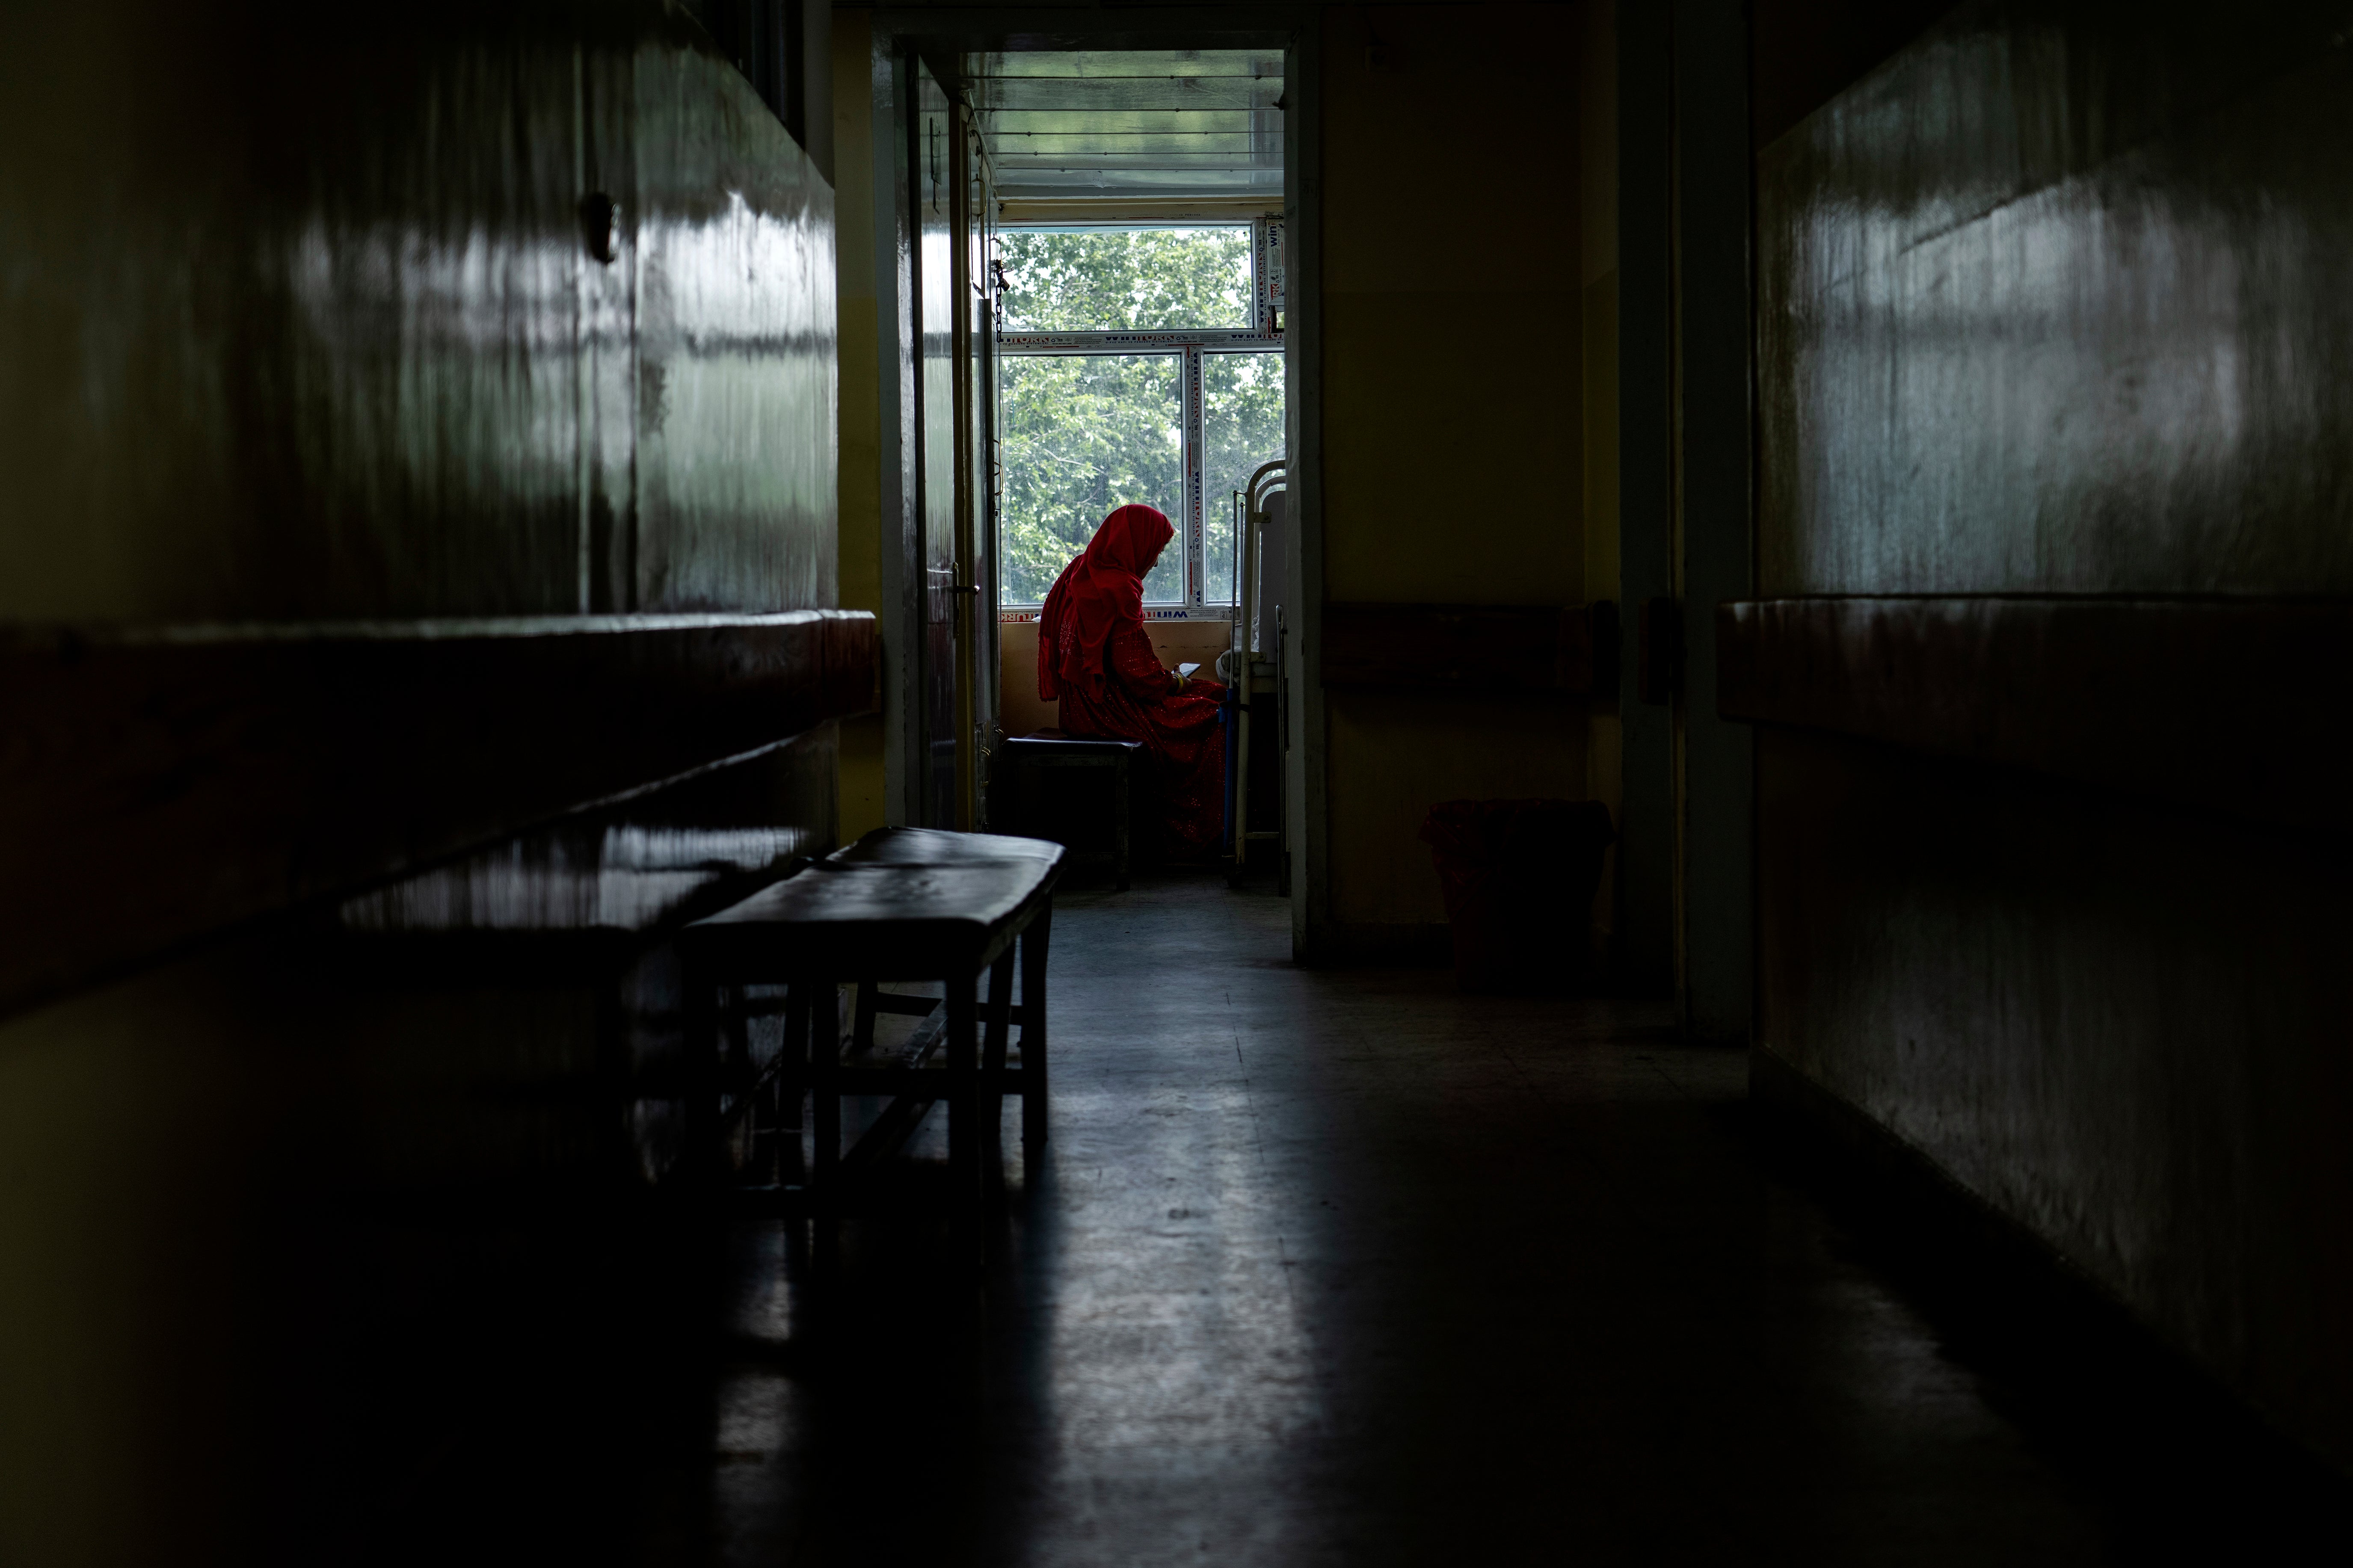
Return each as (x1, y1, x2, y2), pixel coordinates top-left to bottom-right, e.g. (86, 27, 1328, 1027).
(955, 102, 999, 828)
(911, 56, 958, 826)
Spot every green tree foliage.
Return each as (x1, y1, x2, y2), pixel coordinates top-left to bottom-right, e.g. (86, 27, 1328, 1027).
(1201, 351, 1285, 603)
(1000, 353, 1186, 604)
(999, 227, 1251, 334)
(997, 227, 1285, 606)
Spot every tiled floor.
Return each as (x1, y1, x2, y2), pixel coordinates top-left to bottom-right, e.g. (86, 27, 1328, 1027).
(619, 872, 2333, 1565)
(268, 866, 2344, 1563)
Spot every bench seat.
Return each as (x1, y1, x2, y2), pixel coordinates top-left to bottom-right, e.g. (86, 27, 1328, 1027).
(677, 829, 1064, 1238)
(825, 824, 1065, 868)
(686, 859, 1054, 979)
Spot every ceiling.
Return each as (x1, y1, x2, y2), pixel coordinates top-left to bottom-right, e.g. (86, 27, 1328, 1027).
(962, 50, 1285, 203)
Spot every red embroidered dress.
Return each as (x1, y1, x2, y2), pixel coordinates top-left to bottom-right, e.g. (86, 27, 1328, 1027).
(1037, 505, 1227, 855)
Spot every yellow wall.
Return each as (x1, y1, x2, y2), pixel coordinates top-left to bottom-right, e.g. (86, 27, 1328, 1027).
(1319, 3, 1590, 936)
(1320, 4, 1584, 606)
(833, 9, 886, 840)
(1328, 690, 1593, 932)
(1580, 0, 1622, 942)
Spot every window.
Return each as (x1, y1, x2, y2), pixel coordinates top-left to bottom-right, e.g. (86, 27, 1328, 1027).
(1202, 351, 1285, 604)
(999, 352, 1184, 606)
(999, 226, 1254, 333)
(995, 219, 1286, 615)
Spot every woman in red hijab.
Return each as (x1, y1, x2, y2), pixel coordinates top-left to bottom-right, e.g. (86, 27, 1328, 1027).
(1037, 503, 1227, 858)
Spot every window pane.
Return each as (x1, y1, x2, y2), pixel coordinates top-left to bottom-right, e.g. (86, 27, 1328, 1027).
(999, 226, 1253, 333)
(999, 353, 1185, 606)
(1202, 351, 1286, 605)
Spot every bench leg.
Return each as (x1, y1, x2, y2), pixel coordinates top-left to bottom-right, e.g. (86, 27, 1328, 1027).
(779, 986, 810, 1183)
(1020, 903, 1052, 1151)
(982, 951, 1015, 1142)
(681, 956, 721, 1189)
(853, 978, 877, 1055)
(1113, 758, 1132, 891)
(945, 972, 982, 1248)
(722, 988, 754, 1174)
(812, 981, 842, 1203)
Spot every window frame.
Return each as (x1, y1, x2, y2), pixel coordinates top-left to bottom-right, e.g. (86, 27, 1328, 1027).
(994, 216, 1286, 622)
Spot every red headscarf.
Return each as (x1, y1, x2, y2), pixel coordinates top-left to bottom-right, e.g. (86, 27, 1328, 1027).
(1037, 503, 1174, 700)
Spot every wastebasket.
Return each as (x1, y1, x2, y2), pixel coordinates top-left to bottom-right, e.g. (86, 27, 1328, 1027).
(1418, 799, 1615, 993)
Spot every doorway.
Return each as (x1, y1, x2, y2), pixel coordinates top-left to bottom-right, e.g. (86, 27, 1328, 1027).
(875, 43, 1290, 843)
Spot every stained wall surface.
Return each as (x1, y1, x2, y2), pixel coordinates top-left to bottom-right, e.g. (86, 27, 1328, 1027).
(0, 2, 835, 621)
(0, 3, 840, 1557)
(1319, 2, 1590, 944)
(1580, 0, 1623, 948)
(1754, 0, 2353, 1466)
(1759, 3, 2353, 600)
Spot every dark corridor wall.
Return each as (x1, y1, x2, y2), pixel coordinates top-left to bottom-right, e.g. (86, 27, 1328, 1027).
(0, 3, 834, 621)
(1751, 1, 2353, 1468)
(0, 3, 844, 1558)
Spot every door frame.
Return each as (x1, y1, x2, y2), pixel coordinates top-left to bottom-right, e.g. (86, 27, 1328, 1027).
(865, 14, 1316, 891)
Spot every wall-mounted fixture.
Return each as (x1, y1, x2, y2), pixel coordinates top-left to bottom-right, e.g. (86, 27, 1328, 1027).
(581, 192, 620, 264)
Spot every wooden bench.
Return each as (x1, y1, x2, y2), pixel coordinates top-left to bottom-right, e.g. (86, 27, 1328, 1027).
(677, 828, 1064, 1232)
(998, 732, 1144, 890)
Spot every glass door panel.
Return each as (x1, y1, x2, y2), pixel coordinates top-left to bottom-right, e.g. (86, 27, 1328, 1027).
(913, 57, 957, 825)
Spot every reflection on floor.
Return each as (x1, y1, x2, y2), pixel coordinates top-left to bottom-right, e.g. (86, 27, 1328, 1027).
(611, 872, 2336, 1565)
(357, 872, 2343, 1563)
